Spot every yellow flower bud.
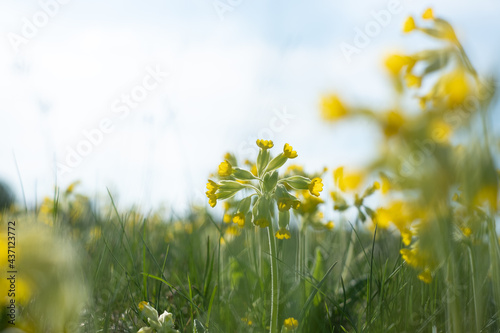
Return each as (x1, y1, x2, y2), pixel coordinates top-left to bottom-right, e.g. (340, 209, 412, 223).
(206, 179, 219, 195)
(325, 221, 334, 230)
(233, 213, 245, 227)
(405, 74, 422, 88)
(403, 16, 416, 33)
(418, 269, 432, 284)
(218, 160, 233, 177)
(283, 317, 299, 329)
(308, 178, 323, 197)
(275, 228, 291, 240)
(254, 218, 270, 228)
(256, 139, 274, 149)
(384, 54, 415, 76)
(320, 95, 348, 121)
(422, 8, 434, 20)
(283, 143, 298, 159)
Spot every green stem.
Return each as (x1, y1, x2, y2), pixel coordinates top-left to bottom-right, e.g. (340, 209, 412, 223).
(341, 227, 357, 283)
(467, 245, 482, 333)
(446, 258, 462, 333)
(267, 222, 279, 333)
(486, 214, 500, 315)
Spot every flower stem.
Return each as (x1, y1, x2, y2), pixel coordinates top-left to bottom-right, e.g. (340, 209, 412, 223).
(267, 222, 279, 333)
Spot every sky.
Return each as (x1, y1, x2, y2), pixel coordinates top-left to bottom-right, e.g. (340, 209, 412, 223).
(1, 0, 500, 213)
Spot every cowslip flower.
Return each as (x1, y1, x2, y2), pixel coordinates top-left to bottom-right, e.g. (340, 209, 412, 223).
(418, 269, 433, 284)
(422, 8, 434, 20)
(254, 217, 270, 228)
(283, 143, 298, 159)
(403, 16, 416, 33)
(320, 95, 348, 121)
(256, 139, 274, 149)
(277, 197, 300, 212)
(233, 212, 245, 227)
(384, 54, 415, 76)
(275, 228, 291, 240)
(218, 160, 233, 177)
(308, 178, 323, 197)
(206, 179, 219, 194)
(334, 167, 364, 192)
(283, 317, 299, 330)
(405, 74, 422, 88)
(325, 221, 334, 230)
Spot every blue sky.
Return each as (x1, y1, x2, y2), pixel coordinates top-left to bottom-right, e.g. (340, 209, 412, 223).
(1, 0, 499, 212)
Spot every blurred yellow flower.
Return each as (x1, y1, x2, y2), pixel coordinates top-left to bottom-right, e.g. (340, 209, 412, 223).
(474, 185, 498, 211)
(383, 111, 404, 137)
(461, 226, 472, 237)
(233, 212, 245, 227)
(298, 190, 323, 214)
(320, 95, 348, 121)
(384, 54, 415, 76)
(325, 221, 335, 230)
(275, 228, 291, 240)
(284, 317, 299, 329)
(254, 218, 270, 228)
(334, 167, 364, 192)
(422, 8, 434, 20)
(218, 160, 233, 177)
(440, 70, 470, 107)
(402, 16, 416, 33)
(430, 119, 452, 143)
(405, 74, 422, 88)
(65, 181, 80, 194)
(223, 213, 232, 223)
(418, 269, 433, 284)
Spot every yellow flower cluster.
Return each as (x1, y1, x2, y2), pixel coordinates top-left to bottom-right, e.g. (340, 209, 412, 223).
(206, 140, 324, 240)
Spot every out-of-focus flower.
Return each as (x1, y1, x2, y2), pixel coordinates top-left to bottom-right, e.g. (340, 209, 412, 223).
(422, 8, 434, 20)
(382, 111, 405, 138)
(232, 212, 245, 227)
(403, 16, 416, 33)
(418, 268, 433, 284)
(405, 74, 422, 88)
(320, 95, 348, 121)
(218, 160, 233, 177)
(334, 167, 364, 192)
(275, 228, 291, 240)
(283, 317, 299, 331)
(385, 54, 415, 76)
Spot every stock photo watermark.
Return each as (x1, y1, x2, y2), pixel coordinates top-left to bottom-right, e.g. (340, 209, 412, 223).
(340, 0, 404, 64)
(56, 65, 169, 177)
(7, 0, 72, 54)
(236, 106, 296, 157)
(212, 0, 244, 21)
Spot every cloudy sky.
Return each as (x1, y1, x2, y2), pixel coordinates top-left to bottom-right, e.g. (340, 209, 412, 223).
(1, 0, 499, 212)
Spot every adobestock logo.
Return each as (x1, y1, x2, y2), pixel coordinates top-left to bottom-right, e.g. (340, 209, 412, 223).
(237, 106, 296, 157)
(340, 0, 404, 64)
(56, 65, 169, 177)
(212, 0, 244, 21)
(7, 0, 72, 54)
